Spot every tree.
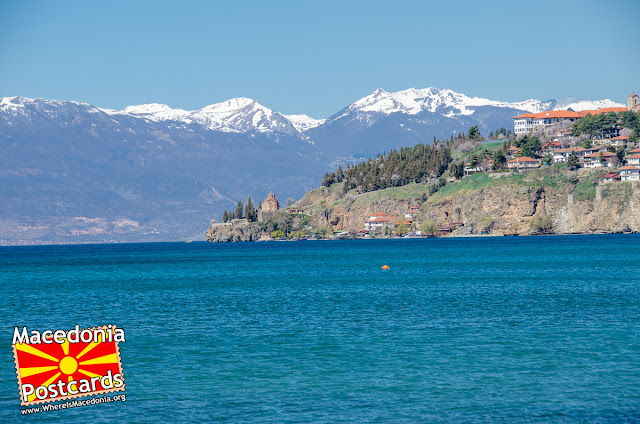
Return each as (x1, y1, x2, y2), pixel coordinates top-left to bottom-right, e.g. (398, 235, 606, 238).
(531, 214, 553, 233)
(396, 224, 410, 236)
(468, 125, 481, 140)
(315, 225, 331, 238)
(616, 146, 626, 164)
(493, 150, 506, 168)
(581, 139, 593, 149)
(459, 141, 474, 153)
(455, 162, 464, 179)
(245, 197, 256, 222)
(222, 210, 228, 223)
(271, 229, 285, 238)
(420, 219, 438, 235)
(567, 152, 580, 170)
(236, 201, 244, 219)
(598, 151, 604, 165)
(289, 230, 305, 239)
(286, 198, 296, 207)
(543, 153, 553, 166)
(518, 135, 542, 158)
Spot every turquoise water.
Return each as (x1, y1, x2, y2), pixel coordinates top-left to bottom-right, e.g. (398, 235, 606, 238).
(1, 235, 640, 423)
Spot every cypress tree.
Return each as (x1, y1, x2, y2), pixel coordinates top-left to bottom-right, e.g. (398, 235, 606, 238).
(236, 201, 244, 219)
(222, 210, 228, 223)
(245, 197, 255, 222)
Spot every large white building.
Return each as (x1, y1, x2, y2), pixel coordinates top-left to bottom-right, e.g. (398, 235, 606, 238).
(513, 107, 627, 135)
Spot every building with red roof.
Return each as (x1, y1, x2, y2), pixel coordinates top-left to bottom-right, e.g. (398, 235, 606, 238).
(513, 106, 627, 135)
(506, 156, 541, 170)
(600, 172, 620, 183)
(619, 166, 640, 181)
(364, 213, 396, 232)
(626, 154, 640, 167)
(583, 151, 619, 168)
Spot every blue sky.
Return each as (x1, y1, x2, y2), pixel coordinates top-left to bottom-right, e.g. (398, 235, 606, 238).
(1, 0, 638, 118)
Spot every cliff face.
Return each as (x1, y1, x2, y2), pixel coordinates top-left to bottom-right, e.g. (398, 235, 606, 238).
(205, 219, 263, 242)
(206, 167, 640, 241)
(289, 167, 640, 236)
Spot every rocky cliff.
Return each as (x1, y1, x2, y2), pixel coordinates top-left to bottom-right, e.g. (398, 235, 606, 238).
(205, 219, 264, 242)
(206, 166, 640, 241)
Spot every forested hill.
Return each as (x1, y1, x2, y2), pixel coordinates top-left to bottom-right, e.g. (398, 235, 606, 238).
(321, 142, 453, 194)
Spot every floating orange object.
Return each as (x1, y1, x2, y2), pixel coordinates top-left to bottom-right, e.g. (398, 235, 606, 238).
(381, 265, 389, 270)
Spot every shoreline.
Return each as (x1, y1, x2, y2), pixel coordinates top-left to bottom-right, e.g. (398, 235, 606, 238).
(4, 232, 639, 248)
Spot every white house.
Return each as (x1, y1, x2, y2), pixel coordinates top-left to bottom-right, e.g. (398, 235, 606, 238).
(364, 213, 395, 232)
(627, 154, 640, 166)
(600, 172, 620, 183)
(404, 206, 419, 221)
(507, 156, 541, 169)
(619, 166, 640, 181)
(553, 147, 584, 163)
(513, 107, 627, 135)
(513, 113, 537, 134)
(583, 151, 618, 168)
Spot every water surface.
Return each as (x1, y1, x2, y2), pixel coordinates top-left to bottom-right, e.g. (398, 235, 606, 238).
(1, 236, 639, 422)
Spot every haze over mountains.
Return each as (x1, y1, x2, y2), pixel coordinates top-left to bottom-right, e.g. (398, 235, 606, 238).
(0, 87, 624, 244)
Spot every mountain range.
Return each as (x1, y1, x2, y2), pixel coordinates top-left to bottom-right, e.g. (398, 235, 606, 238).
(0, 87, 624, 244)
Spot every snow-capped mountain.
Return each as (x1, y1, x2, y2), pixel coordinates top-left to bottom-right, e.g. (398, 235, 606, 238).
(327, 87, 624, 121)
(103, 97, 302, 137)
(0, 88, 627, 244)
(553, 97, 625, 112)
(283, 114, 326, 132)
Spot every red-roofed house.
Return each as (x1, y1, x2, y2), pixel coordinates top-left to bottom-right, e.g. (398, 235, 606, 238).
(543, 141, 562, 152)
(583, 151, 619, 168)
(619, 166, 640, 181)
(600, 172, 620, 183)
(506, 146, 521, 157)
(513, 107, 627, 135)
(553, 146, 584, 163)
(627, 154, 640, 166)
(364, 213, 396, 232)
(507, 156, 541, 170)
(581, 145, 608, 156)
(404, 206, 419, 221)
(610, 135, 628, 147)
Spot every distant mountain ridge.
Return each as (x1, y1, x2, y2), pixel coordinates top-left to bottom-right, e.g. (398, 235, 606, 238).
(0, 88, 625, 244)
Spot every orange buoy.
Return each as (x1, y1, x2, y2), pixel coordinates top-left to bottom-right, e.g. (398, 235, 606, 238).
(381, 265, 390, 270)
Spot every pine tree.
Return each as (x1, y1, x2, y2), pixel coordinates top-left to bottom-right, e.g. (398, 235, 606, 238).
(236, 201, 244, 219)
(222, 210, 228, 223)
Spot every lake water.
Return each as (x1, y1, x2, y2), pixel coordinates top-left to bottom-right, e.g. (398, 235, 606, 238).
(1, 235, 639, 423)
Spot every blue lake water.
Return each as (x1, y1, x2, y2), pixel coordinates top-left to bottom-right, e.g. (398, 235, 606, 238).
(1, 235, 639, 423)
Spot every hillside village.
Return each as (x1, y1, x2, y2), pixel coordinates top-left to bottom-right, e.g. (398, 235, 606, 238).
(207, 93, 640, 241)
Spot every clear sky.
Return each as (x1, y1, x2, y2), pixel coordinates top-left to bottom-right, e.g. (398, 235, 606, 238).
(1, 0, 639, 118)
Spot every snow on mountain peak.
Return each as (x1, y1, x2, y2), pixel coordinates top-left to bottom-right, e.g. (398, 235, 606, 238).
(101, 97, 300, 135)
(283, 114, 326, 132)
(118, 103, 190, 122)
(340, 86, 618, 118)
(553, 97, 625, 111)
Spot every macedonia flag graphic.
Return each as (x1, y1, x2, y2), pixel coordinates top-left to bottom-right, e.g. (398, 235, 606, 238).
(13, 326, 124, 406)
